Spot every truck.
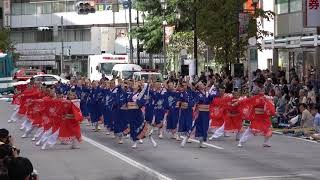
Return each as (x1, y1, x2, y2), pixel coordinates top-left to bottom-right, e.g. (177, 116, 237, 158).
(87, 53, 129, 81)
(0, 53, 14, 93)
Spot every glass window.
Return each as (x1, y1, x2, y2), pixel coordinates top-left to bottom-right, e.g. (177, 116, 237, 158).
(276, 0, 288, 14)
(38, 2, 52, 14)
(0, 61, 4, 76)
(75, 30, 81, 41)
(0, 8, 3, 19)
(101, 63, 117, 75)
(290, 0, 302, 12)
(52, 2, 65, 13)
(43, 76, 57, 82)
(36, 30, 53, 42)
(66, 1, 75, 12)
(22, 31, 36, 43)
(12, 3, 22, 15)
(83, 29, 91, 41)
(10, 32, 23, 43)
(22, 3, 36, 15)
(34, 76, 43, 82)
(66, 30, 75, 41)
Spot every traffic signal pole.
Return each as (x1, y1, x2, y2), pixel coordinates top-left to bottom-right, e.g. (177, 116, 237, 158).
(61, 16, 64, 75)
(137, 9, 141, 65)
(128, 0, 134, 64)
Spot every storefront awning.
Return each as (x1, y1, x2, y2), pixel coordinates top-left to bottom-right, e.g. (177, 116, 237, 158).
(16, 61, 56, 66)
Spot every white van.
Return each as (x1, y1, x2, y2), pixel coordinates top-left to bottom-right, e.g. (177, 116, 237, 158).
(133, 72, 163, 82)
(111, 64, 142, 80)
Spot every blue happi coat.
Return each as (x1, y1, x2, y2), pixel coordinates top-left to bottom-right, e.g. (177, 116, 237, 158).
(166, 90, 180, 130)
(101, 88, 113, 129)
(88, 87, 103, 123)
(178, 88, 196, 134)
(194, 88, 218, 141)
(126, 89, 147, 141)
(113, 86, 129, 135)
(151, 88, 167, 127)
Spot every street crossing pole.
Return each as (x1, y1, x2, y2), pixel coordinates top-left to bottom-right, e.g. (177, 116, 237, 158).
(128, 0, 134, 64)
(61, 16, 64, 75)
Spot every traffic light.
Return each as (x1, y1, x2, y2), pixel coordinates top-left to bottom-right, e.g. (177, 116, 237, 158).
(75, 0, 96, 14)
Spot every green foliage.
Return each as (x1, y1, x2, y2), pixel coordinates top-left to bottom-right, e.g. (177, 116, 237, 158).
(133, 0, 188, 54)
(133, 0, 274, 66)
(0, 29, 19, 61)
(0, 29, 13, 52)
(197, 0, 274, 65)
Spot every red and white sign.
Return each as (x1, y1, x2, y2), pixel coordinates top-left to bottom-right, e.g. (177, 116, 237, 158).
(165, 26, 175, 45)
(102, 56, 127, 60)
(3, 0, 11, 15)
(306, 0, 320, 27)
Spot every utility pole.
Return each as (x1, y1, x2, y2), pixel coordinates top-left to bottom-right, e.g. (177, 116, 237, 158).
(60, 16, 64, 75)
(137, 9, 141, 65)
(194, 0, 198, 75)
(236, 0, 241, 64)
(128, 0, 134, 64)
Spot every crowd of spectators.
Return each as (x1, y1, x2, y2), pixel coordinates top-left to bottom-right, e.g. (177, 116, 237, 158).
(0, 128, 38, 180)
(167, 67, 320, 139)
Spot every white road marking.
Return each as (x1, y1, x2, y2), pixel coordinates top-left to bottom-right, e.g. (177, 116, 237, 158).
(273, 131, 319, 144)
(181, 136, 224, 150)
(216, 173, 313, 180)
(82, 136, 173, 180)
(289, 136, 319, 144)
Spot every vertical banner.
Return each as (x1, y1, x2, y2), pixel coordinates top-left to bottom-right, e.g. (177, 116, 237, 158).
(306, 0, 320, 27)
(164, 25, 175, 45)
(3, 0, 11, 27)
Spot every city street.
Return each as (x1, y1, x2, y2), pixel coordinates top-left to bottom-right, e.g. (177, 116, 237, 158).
(1, 100, 320, 180)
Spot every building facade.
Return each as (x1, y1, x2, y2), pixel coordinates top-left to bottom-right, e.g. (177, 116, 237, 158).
(262, 0, 320, 80)
(6, 0, 142, 75)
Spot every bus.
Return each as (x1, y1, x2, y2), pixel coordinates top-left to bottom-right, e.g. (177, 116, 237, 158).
(0, 53, 14, 93)
(87, 53, 129, 81)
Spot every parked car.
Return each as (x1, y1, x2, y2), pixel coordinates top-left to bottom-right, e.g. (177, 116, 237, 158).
(111, 64, 142, 80)
(133, 71, 163, 82)
(12, 74, 69, 87)
(13, 68, 44, 81)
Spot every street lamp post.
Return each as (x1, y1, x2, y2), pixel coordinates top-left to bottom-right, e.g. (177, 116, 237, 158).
(194, 0, 198, 76)
(128, 0, 134, 64)
(160, 0, 167, 73)
(137, 10, 141, 65)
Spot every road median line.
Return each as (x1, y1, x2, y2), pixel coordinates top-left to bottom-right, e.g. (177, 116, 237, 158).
(82, 136, 173, 180)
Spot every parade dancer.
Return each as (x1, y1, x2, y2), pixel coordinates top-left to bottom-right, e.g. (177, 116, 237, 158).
(143, 79, 154, 126)
(150, 81, 167, 139)
(127, 82, 157, 148)
(178, 82, 196, 140)
(24, 86, 54, 137)
(88, 81, 103, 131)
(209, 92, 244, 141)
(41, 91, 83, 150)
(101, 81, 113, 135)
(78, 80, 90, 125)
(236, 78, 276, 148)
(19, 84, 43, 135)
(113, 80, 129, 144)
(181, 82, 218, 148)
(165, 81, 180, 140)
(209, 85, 226, 134)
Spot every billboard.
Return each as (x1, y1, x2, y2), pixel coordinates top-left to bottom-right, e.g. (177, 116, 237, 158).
(306, 0, 320, 27)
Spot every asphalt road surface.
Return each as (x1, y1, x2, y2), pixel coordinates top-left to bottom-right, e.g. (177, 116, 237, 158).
(1, 100, 320, 180)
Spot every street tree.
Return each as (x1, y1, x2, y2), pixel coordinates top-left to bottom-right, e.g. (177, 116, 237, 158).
(197, 0, 274, 67)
